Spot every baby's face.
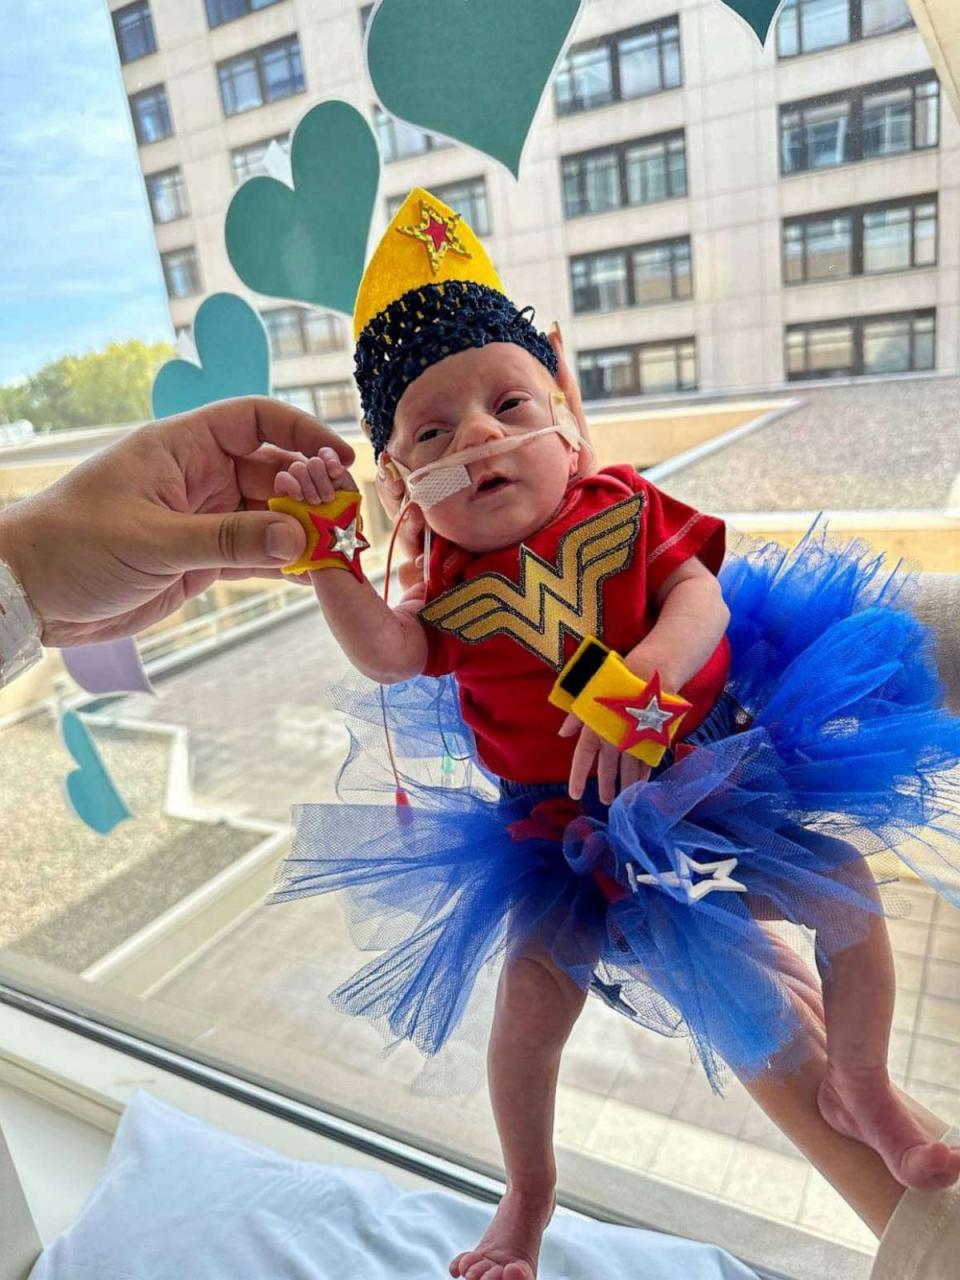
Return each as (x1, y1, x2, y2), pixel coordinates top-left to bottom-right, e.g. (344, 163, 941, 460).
(387, 344, 577, 553)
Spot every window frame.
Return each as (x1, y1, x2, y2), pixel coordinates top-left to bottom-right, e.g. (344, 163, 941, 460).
(229, 133, 290, 185)
(113, 0, 157, 63)
(577, 337, 697, 400)
(161, 246, 203, 300)
(129, 83, 173, 145)
(561, 130, 687, 220)
(274, 380, 358, 423)
(261, 307, 344, 359)
(373, 106, 450, 165)
(205, 0, 284, 30)
(782, 193, 938, 284)
(554, 16, 682, 117)
(779, 72, 939, 175)
(145, 166, 189, 224)
(776, 0, 914, 60)
(784, 308, 936, 380)
(217, 35, 305, 118)
(570, 237, 693, 315)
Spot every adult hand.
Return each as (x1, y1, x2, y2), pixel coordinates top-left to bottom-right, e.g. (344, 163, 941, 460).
(375, 323, 596, 592)
(0, 396, 355, 646)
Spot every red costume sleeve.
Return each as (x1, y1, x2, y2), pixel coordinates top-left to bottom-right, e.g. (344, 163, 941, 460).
(629, 471, 726, 597)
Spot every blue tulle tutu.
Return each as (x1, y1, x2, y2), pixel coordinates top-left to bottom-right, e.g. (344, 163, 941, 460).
(274, 525, 960, 1089)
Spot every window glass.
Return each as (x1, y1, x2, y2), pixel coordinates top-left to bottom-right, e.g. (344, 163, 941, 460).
(862, 0, 914, 37)
(146, 168, 188, 223)
(161, 247, 201, 298)
(555, 42, 613, 114)
(7, 10, 960, 1276)
(114, 1, 157, 63)
(130, 85, 172, 144)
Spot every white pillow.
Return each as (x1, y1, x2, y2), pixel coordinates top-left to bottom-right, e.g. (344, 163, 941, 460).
(31, 1092, 758, 1280)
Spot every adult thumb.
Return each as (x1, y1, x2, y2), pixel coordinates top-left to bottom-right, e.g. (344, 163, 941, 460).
(163, 510, 307, 570)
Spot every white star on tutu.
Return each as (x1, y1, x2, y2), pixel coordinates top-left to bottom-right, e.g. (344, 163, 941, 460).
(330, 518, 368, 559)
(623, 696, 674, 736)
(626, 853, 748, 903)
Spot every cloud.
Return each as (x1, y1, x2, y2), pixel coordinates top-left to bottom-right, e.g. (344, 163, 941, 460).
(0, 0, 171, 383)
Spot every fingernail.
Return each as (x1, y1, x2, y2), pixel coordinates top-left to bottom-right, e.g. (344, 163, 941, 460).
(549, 320, 563, 342)
(266, 521, 300, 561)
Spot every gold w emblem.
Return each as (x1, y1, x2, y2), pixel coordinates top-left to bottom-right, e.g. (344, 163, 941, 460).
(421, 494, 644, 669)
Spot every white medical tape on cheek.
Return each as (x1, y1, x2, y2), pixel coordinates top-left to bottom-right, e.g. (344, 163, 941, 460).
(404, 397, 583, 511)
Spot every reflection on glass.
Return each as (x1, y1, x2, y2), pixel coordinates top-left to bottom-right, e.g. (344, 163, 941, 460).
(633, 241, 692, 305)
(862, 0, 913, 36)
(562, 151, 621, 218)
(571, 252, 628, 314)
(578, 349, 633, 399)
(146, 169, 188, 224)
(130, 85, 172, 144)
(777, 0, 850, 58)
(555, 43, 613, 114)
(625, 136, 687, 205)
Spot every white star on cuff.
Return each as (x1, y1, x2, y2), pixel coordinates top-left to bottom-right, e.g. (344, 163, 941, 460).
(330, 519, 368, 559)
(624, 696, 674, 735)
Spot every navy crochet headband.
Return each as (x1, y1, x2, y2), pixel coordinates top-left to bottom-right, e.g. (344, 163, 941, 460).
(355, 280, 558, 458)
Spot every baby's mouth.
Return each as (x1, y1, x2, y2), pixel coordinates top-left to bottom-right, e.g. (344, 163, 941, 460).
(474, 473, 513, 496)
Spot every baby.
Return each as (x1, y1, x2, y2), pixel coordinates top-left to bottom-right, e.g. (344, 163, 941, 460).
(273, 188, 960, 1280)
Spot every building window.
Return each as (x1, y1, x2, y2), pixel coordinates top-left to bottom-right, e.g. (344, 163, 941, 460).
(562, 132, 686, 219)
(161, 247, 202, 299)
(578, 339, 696, 400)
(261, 307, 345, 359)
(275, 382, 357, 423)
(555, 18, 681, 116)
(785, 310, 935, 379)
(571, 238, 692, 314)
(780, 74, 939, 174)
(129, 84, 172, 145)
(230, 134, 290, 184)
(218, 36, 304, 117)
(785, 198, 937, 283)
(777, 0, 913, 57)
(387, 177, 490, 235)
(113, 1, 157, 63)
(205, 0, 283, 28)
(374, 107, 450, 164)
(146, 168, 189, 223)
(862, 0, 914, 36)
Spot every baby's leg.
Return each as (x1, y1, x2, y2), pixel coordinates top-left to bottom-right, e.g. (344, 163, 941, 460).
(450, 945, 587, 1280)
(813, 851, 960, 1190)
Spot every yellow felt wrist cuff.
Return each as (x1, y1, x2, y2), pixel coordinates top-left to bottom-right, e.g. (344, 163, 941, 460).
(267, 491, 368, 577)
(549, 636, 692, 767)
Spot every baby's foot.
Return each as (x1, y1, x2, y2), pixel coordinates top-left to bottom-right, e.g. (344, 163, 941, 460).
(818, 1063, 960, 1190)
(449, 1187, 554, 1280)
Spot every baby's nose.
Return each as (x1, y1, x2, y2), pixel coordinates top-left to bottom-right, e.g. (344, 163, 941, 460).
(453, 413, 505, 449)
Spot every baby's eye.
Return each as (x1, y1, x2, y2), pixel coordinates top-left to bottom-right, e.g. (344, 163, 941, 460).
(496, 396, 527, 414)
(417, 425, 450, 443)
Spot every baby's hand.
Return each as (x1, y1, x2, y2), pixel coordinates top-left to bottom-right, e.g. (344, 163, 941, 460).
(274, 448, 356, 505)
(558, 712, 651, 806)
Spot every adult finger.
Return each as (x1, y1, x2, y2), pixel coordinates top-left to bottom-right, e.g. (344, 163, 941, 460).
(568, 725, 601, 801)
(154, 508, 308, 571)
(174, 396, 356, 465)
(557, 711, 580, 738)
(548, 325, 592, 450)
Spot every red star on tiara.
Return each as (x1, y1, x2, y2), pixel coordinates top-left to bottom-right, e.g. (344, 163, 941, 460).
(397, 199, 471, 274)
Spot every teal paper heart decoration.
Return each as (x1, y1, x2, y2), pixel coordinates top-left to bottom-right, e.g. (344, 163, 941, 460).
(719, 0, 783, 42)
(367, 0, 583, 178)
(225, 100, 380, 316)
(152, 293, 270, 418)
(61, 711, 131, 835)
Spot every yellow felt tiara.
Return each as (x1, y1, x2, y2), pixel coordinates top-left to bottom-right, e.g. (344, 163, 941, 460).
(353, 187, 504, 341)
(353, 186, 559, 456)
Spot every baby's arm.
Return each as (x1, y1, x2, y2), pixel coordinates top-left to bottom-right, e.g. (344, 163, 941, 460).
(275, 451, 427, 683)
(624, 555, 730, 690)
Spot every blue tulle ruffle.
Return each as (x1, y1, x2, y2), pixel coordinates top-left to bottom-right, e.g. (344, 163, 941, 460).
(274, 525, 960, 1089)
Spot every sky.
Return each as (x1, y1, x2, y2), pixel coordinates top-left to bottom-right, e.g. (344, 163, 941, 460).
(0, 0, 173, 384)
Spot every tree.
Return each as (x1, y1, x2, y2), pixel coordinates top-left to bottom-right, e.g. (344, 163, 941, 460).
(0, 339, 174, 431)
